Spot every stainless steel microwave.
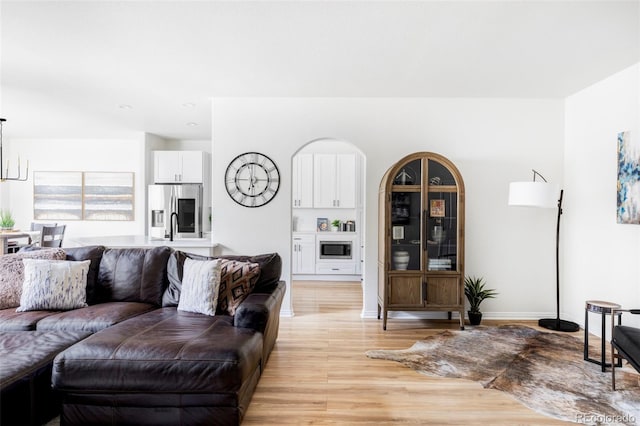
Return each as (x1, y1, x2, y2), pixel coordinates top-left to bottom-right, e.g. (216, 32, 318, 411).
(318, 240, 353, 260)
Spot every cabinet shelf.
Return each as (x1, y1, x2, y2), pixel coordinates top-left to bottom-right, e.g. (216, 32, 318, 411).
(427, 185, 458, 192)
(392, 185, 421, 191)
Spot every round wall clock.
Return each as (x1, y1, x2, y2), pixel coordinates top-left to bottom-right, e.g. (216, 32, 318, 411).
(225, 152, 280, 207)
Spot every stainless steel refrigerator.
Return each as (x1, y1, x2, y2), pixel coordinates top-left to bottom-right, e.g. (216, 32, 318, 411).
(148, 184, 203, 240)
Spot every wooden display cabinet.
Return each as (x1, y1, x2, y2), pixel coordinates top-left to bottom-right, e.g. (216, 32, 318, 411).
(377, 152, 465, 330)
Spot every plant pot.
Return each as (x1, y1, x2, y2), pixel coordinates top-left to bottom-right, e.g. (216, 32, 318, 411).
(468, 311, 482, 326)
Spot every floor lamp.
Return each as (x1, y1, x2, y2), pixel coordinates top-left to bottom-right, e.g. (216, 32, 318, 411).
(508, 170, 579, 332)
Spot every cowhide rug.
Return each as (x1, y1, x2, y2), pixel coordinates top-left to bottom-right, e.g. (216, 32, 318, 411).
(366, 325, 640, 425)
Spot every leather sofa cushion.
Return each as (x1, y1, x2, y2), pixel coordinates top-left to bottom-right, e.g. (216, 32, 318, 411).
(53, 307, 263, 394)
(64, 246, 105, 305)
(0, 308, 59, 331)
(97, 247, 171, 305)
(163, 251, 281, 307)
(35, 302, 157, 333)
(1, 330, 91, 391)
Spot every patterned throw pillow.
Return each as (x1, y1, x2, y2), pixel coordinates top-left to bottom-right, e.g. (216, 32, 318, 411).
(177, 258, 222, 316)
(0, 248, 66, 310)
(216, 260, 260, 316)
(17, 259, 90, 312)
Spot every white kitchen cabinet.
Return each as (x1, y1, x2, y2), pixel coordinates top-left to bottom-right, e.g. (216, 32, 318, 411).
(313, 153, 356, 208)
(315, 263, 357, 275)
(292, 234, 316, 274)
(292, 153, 313, 208)
(154, 151, 204, 184)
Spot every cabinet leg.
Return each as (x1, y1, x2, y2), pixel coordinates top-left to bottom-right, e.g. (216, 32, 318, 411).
(459, 310, 465, 330)
(383, 310, 388, 331)
(377, 304, 381, 320)
(448, 311, 452, 320)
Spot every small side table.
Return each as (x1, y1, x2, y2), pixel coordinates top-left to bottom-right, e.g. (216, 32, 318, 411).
(584, 300, 623, 372)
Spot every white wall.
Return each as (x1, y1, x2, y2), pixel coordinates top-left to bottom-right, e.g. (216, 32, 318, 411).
(2, 133, 213, 244)
(212, 97, 565, 318)
(7, 135, 147, 242)
(565, 64, 640, 332)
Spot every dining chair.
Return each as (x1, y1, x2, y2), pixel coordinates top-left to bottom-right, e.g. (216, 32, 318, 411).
(31, 222, 57, 232)
(40, 225, 66, 248)
(5, 222, 57, 252)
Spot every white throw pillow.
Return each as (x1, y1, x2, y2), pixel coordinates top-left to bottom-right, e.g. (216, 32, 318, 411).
(17, 259, 90, 312)
(177, 258, 222, 316)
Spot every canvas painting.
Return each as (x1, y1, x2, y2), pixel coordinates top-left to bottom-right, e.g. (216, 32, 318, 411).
(430, 199, 445, 217)
(83, 172, 134, 221)
(617, 131, 640, 224)
(317, 218, 329, 232)
(33, 172, 83, 220)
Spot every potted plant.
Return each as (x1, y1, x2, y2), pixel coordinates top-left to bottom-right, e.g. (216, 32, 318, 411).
(464, 276, 498, 326)
(331, 219, 341, 232)
(0, 209, 15, 231)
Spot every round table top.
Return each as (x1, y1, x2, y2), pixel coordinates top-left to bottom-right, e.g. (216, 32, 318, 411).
(586, 300, 621, 311)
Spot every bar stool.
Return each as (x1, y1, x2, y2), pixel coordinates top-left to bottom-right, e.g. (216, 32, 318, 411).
(584, 300, 623, 372)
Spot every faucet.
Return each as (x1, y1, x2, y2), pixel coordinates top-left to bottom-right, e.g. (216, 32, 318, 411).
(169, 212, 178, 241)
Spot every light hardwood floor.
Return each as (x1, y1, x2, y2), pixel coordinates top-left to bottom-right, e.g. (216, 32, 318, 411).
(242, 280, 571, 425)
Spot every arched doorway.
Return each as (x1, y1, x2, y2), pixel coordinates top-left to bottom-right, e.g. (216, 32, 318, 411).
(290, 138, 366, 315)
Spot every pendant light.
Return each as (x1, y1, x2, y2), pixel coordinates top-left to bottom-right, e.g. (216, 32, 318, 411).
(0, 118, 29, 182)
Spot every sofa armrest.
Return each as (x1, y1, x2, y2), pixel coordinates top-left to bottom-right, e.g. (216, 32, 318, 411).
(611, 308, 640, 321)
(234, 281, 286, 333)
(234, 281, 286, 367)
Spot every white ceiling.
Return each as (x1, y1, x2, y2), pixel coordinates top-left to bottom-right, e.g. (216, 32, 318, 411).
(1, 0, 638, 140)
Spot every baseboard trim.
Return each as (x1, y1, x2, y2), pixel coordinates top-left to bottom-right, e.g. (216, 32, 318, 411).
(360, 310, 582, 323)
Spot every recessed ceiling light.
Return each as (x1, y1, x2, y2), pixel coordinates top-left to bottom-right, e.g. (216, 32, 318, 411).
(186, 122, 199, 127)
(181, 103, 196, 108)
(118, 104, 133, 109)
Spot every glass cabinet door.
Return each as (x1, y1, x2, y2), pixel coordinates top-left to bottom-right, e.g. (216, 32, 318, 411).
(426, 160, 458, 272)
(390, 191, 422, 271)
(390, 159, 422, 271)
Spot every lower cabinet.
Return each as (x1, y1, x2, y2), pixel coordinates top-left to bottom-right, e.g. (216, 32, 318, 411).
(388, 275, 423, 307)
(387, 274, 460, 308)
(425, 276, 460, 306)
(292, 234, 315, 274)
(293, 233, 361, 276)
(315, 262, 357, 275)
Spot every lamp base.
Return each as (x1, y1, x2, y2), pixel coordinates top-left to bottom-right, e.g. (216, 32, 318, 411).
(538, 318, 580, 332)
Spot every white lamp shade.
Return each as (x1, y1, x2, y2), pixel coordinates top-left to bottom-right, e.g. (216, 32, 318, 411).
(508, 182, 560, 208)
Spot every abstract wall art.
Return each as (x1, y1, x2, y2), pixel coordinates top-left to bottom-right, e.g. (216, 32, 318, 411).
(33, 171, 134, 221)
(617, 131, 640, 224)
(33, 171, 83, 220)
(83, 172, 134, 221)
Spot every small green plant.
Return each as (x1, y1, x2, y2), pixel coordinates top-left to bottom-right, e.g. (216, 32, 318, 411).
(0, 210, 15, 229)
(464, 276, 498, 314)
(331, 219, 341, 228)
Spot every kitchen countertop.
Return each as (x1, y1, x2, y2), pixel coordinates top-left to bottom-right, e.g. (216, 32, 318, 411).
(293, 231, 357, 235)
(69, 235, 218, 249)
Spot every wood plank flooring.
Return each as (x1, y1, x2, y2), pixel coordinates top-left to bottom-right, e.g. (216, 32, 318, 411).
(243, 280, 571, 425)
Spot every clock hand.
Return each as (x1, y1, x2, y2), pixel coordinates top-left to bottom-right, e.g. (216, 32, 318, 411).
(251, 165, 258, 191)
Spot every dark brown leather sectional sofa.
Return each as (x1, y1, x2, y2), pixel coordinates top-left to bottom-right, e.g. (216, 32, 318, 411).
(0, 246, 285, 426)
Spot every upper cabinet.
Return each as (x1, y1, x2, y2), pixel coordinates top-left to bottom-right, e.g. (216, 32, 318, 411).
(292, 153, 313, 208)
(154, 151, 205, 184)
(313, 153, 356, 209)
